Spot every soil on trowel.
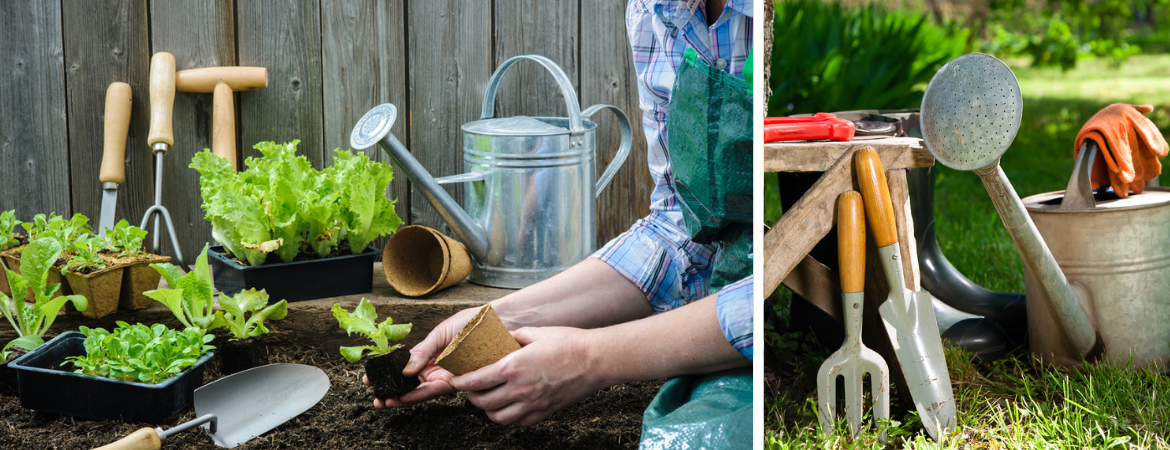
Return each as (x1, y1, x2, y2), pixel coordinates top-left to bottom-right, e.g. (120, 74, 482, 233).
(0, 345, 661, 449)
(366, 350, 419, 399)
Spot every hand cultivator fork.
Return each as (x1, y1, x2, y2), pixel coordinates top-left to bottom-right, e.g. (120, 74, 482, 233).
(140, 52, 188, 271)
(817, 191, 890, 440)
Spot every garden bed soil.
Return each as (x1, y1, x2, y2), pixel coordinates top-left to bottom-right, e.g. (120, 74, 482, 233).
(0, 345, 662, 449)
(0, 265, 661, 448)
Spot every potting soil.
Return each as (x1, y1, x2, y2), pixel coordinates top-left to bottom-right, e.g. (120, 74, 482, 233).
(0, 345, 661, 449)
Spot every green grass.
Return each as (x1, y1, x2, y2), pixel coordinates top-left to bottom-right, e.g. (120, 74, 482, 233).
(765, 54, 1170, 447)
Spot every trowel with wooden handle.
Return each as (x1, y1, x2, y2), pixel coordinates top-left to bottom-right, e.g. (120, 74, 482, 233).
(854, 147, 955, 440)
(99, 82, 132, 237)
(93, 364, 330, 449)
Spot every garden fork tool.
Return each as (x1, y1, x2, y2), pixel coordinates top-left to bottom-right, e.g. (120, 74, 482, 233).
(140, 52, 187, 271)
(855, 147, 955, 439)
(817, 191, 890, 440)
(94, 364, 330, 449)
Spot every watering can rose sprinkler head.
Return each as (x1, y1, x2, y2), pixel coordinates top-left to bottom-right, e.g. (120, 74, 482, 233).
(921, 53, 1099, 357)
(349, 103, 490, 261)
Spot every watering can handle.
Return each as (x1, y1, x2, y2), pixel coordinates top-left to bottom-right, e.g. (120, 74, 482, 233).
(480, 55, 585, 134)
(582, 104, 632, 197)
(1061, 140, 1098, 210)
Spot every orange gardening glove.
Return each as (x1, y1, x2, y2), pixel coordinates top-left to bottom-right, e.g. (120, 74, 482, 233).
(1074, 103, 1169, 197)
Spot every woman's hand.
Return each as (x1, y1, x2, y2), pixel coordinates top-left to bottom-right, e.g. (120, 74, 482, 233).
(448, 326, 607, 426)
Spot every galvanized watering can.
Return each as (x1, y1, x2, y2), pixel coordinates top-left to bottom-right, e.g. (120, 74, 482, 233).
(1021, 141, 1170, 369)
(351, 55, 632, 289)
(921, 53, 1170, 370)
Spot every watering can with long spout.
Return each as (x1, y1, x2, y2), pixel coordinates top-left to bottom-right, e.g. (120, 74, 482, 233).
(922, 53, 1170, 371)
(350, 55, 633, 289)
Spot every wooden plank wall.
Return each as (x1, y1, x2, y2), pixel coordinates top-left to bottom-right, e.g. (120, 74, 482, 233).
(0, 0, 650, 264)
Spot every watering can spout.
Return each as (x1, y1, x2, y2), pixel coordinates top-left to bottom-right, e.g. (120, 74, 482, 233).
(350, 104, 490, 260)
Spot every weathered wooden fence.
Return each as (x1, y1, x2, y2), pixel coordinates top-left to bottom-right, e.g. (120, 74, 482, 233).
(0, 0, 650, 262)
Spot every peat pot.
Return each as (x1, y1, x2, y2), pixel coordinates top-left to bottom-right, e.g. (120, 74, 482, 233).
(351, 54, 633, 289)
(208, 245, 376, 303)
(9, 331, 212, 423)
(1022, 145, 1170, 369)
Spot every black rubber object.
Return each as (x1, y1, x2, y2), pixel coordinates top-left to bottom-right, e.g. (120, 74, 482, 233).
(942, 318, 1011, 365)
(8, 331, 212, 424)
(208, 245, 376, 303)
(908, 166, 1028, 343)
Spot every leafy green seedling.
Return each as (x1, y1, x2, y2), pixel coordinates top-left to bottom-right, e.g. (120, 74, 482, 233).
(0, 210, 21, 251)
(332, 298, 411, 363)
(216, 288, 289, 341)
(23, 213, 91, 250)
(144, 244, 221, 332)
(1, 238, 88, 361)
(66, 321, 214, 384)
(106, 219, 149, 258)
(62, 234, 110, 274)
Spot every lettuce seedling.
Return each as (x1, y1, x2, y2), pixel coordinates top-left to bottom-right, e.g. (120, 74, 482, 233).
(331, 150, 403, 254)
(66, 321, 214, 384)
(106, 219, 149, 258)
(332, 298, 411, 363)
(22, 213, 92, 250)
(1, 238, 88, 361)
(62, 234, 110, 274)
(216, 288, 289, 341)
(0, 210, 21, 251)
(144, 244, 222, 332)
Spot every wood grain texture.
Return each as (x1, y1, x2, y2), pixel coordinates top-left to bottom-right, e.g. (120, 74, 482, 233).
(405, 1, 492, 232)
(149, 0, 235, 263)
(763, 148, 858, 294)
(0, 1, 70, 219)
(582, 1, 651, 245)
(237, 0, 324, 167)
(319, 0, 409, 255)
(763, 137, 933, 172)
(492, 0, 579, 120)
(62, 0, 152, 229)
(781, 255, 842, 321)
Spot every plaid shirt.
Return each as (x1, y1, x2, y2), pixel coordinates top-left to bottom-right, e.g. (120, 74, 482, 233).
(592, 0, 753, 359)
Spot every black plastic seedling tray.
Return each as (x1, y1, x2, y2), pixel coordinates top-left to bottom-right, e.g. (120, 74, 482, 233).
(9, 331, 213, 424)
(208, 245, 376, 303)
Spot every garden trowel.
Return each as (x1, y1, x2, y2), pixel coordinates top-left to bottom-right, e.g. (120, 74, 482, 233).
(854, 148, 955, 440)
(94, 364, 330, 449)
(99, 82, 132, 237)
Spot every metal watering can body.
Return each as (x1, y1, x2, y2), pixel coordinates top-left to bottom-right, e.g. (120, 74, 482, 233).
(351, 55, 632, 289)
(1021, 141, 1170, 370)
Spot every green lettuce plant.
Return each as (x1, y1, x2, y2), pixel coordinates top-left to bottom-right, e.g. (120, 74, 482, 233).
(61, 234, 109, 274)
(332, 298, 411, 363)
(216, 288, 289, 341)
(106, 219, 149, 258)
(191, 140, 402, 266)
(144, 244, 221, 331)
(0, 210, 21, 251)
(1, 238, 88, 361)
(65, 321, 214, 384)
(22, 213, 92, 251)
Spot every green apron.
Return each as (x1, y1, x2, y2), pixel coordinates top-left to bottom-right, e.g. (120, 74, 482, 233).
(640, 48, 752, 450)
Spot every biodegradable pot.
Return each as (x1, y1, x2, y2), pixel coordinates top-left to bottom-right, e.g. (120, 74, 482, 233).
(8, 331, 213, 424)
(435, 304, 520, 375)
(64, 265, 124, 319)
(115, 253, 171, 310)
(2, 247, 72, 301)
(215, 334, 270, 376)
(208, 245, 377, 303)
(382, 225, 472, 297)
(365, 349, 419, 399)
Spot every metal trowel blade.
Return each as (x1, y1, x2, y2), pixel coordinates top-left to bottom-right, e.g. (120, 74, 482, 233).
(195, 363, 331, 448)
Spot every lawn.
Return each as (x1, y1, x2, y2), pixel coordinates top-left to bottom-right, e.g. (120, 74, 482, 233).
(764, 54, 1170, 448)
